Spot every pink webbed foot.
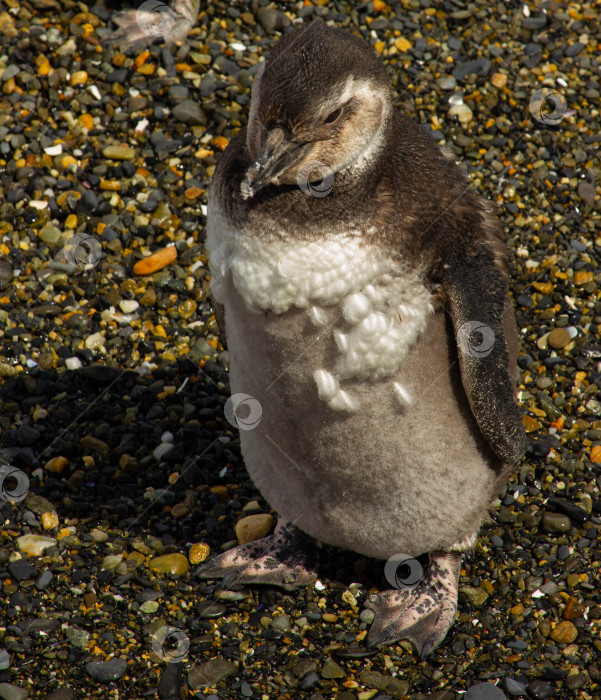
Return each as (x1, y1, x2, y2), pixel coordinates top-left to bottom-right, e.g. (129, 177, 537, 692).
(196, 518, 319, 591)
(365, 551, 462, 658)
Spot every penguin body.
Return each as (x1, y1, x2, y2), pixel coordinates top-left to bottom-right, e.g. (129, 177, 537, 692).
(202, 21, 525, 655)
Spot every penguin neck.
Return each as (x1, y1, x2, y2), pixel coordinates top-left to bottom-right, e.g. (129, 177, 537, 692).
(331, 102, 393, 195)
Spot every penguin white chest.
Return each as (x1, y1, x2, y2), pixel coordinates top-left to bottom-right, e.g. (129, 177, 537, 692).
(206, 210, 434, 411)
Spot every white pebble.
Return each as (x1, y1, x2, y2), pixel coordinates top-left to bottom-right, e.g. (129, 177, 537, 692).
(65, 357, 82, 370)
(160, 431, 174, 443)
(153, 443, 174, 461)
(45, 144, 63, 156)
(119, 299, 139, 314)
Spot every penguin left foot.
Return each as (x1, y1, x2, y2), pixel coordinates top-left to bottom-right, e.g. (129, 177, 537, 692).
(365, 551, 462, 658)
(196, 518, 319, 591)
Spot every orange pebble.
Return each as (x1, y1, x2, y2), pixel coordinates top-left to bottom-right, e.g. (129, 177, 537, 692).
(133, 246, 177, 275)
(591, 445, 601, 463)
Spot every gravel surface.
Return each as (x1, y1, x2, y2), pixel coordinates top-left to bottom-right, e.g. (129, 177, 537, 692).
(0, 0, 600, 698)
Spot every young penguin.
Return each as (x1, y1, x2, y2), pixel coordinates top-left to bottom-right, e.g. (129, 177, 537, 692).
(200, 21, 525, 657)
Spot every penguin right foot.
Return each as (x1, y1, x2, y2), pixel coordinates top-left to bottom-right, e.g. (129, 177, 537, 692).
(196, 518, 319, 591)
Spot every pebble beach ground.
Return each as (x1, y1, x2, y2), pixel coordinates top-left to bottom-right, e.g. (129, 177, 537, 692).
(1, 0, 601, 698)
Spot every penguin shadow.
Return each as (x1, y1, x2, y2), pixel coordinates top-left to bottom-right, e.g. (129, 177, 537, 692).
(317, 543, 430, 593)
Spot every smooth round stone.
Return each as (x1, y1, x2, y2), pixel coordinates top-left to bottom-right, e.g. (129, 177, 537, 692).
(42, 511, 59, 530)
(464, 682, 506, 699)
(235, 514, 274, 544)
(548, 328, 571, 349)
(503, 676, 527, 696)
(271, 614, 290, 632)
(139, 600, 159, 614)
(39, 223, 62, 245)
(550, 620, 578, 644)
(449, 102, 473, 125)
(65, 626, 90, 649)
(153, 442, 174, 461)
(526, 680, 553, 699)
(542, 512, 571, 533)
(213, 590, 249, 601)
(438, 76, 456, 90)
(36, 570, 54, 591)
(0, 684, 29, 700)
(90, 528, 109, 543)
(149, 553, 189, 576)
(195, 601, 226, 619)
(85, 658, 127, 683)
(0, 650, 9, 671)
(187, 659, 237, 689)
(320, 659, 345, 679)
(360, 609, 375, 624)
(101, 554, 123, 570)
(8, 561, 37, 582)
(16, 534, 56, 556)
(103, 145, 135, 160)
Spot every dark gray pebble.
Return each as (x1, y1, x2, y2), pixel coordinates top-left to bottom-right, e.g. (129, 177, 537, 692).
(464, 682, 506, 699)
(158, 661, 182, 700)
(526, 680, 553, 698)
(172, 100, 206, 125)
(85, 658, 128, 683)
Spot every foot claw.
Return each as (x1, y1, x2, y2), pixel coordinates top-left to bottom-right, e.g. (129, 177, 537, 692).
(196, 519, 318, 591)
(365, 551, 462, 656)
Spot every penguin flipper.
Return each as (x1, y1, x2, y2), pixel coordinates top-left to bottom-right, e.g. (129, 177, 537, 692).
(195, 518, 318, 591)
(365, 551, 461, 657)
(442, 242, 525, 466)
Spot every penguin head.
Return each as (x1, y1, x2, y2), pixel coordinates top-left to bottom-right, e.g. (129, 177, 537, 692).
(241, 22, 392, 199)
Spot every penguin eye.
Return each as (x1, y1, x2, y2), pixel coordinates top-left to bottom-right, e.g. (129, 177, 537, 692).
(324, 107, 343, 124)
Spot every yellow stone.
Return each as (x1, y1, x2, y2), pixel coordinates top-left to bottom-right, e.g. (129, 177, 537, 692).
(522, 415, 540, 433)
(65, 214, 78, 229)
(214, 136, 229, 151)
(548, 328, 571, 349)
(590, 445, 601, 463)
(148, 553, 189, 575)
(491, 72, 507, 88)
(71, 70, 88, 87)
(42, 511, 59, 529)
(574, 270, 593, 286)
(79, 113, 94, 130)
(395, 37, 412, 52)
(510, 603, 524, 617)
(100, 180, 121, 191)
(550, 620, 578, 644)
(45, 456, 68, 474)
(184, 187, 203, 200)
(137, 63, 156, 75)
(189, 542, 210, 564)
(235, 514, 274, 544)
(36, 54, 51, 76)
(60, 155, 78, 168)
(532, 281, 553, 294)
(322, 613, 338, 622)
(374, 41, 386, 54)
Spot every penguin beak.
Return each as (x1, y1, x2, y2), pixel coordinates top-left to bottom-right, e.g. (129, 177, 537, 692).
(241, 127, 306, 199)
